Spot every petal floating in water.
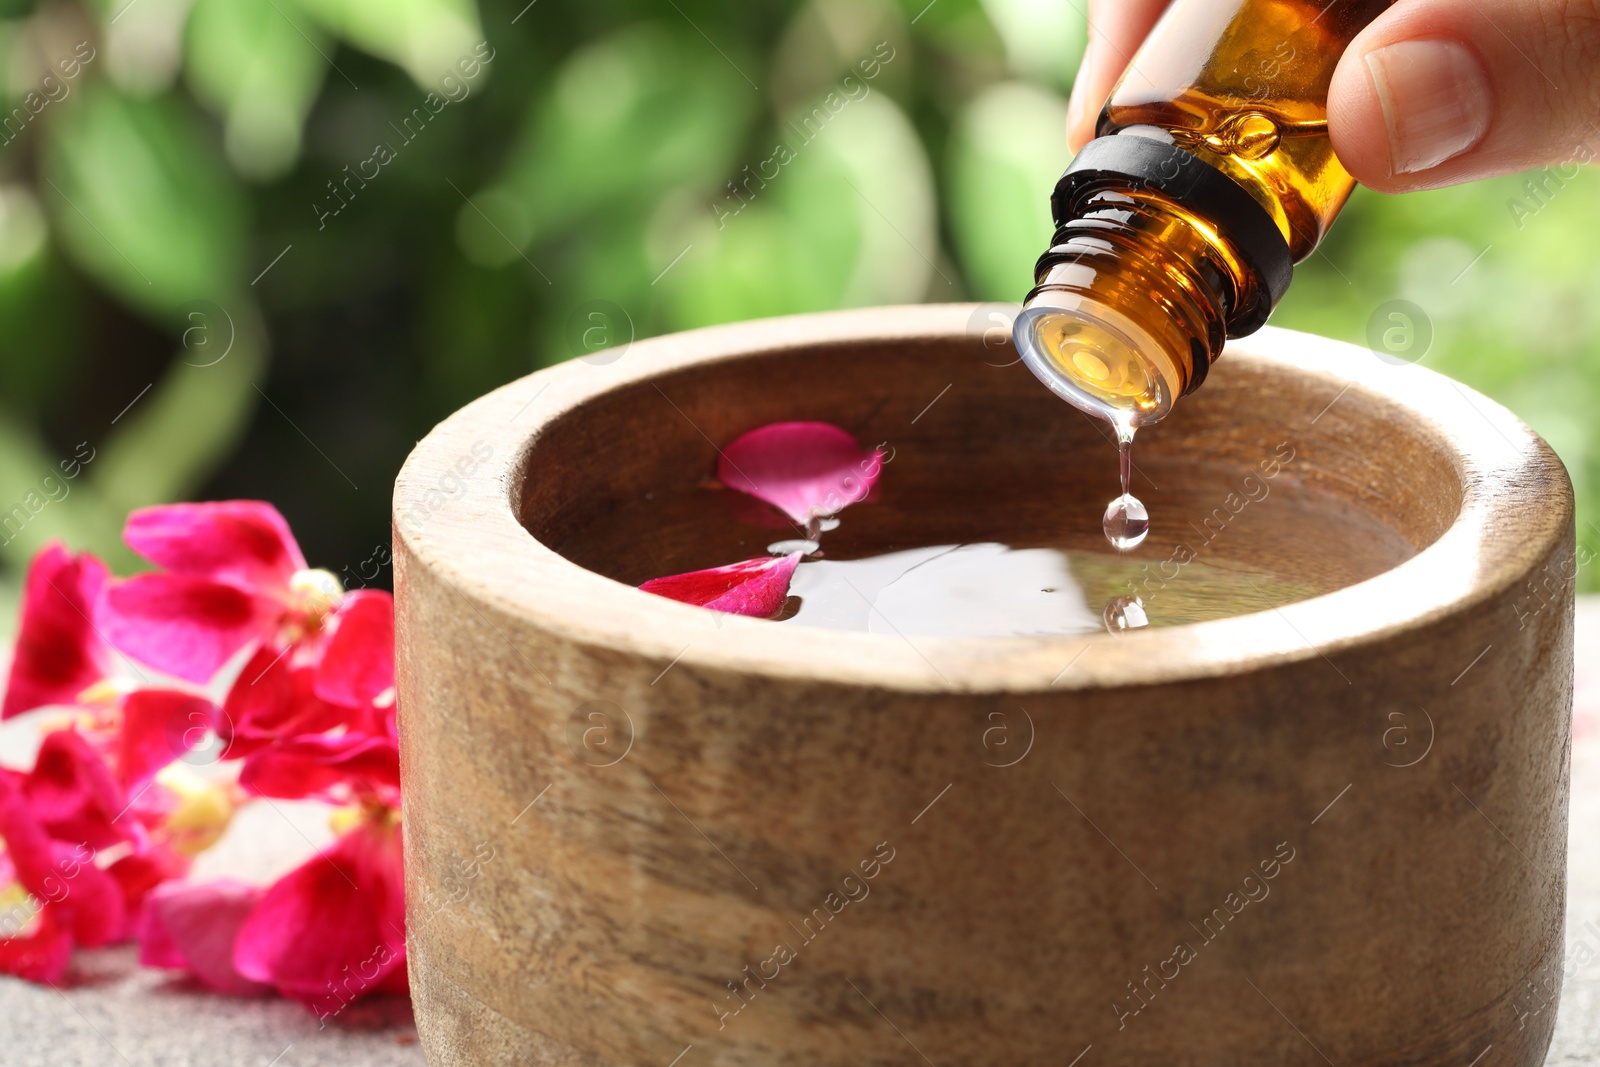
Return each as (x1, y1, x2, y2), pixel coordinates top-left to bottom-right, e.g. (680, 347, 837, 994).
(718, 422, 883, 523)
(640, 554, 802, 618)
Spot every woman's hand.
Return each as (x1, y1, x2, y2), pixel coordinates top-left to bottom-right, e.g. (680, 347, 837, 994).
(1065, 0, 1596, 193)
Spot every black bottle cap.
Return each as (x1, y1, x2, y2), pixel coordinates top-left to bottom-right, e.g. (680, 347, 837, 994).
(1050, 135, 1294, 338)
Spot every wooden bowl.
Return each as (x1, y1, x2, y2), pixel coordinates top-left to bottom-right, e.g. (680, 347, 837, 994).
(394, 305, 1574, 1066)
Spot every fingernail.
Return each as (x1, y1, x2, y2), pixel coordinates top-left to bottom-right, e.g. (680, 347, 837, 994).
(1066, 49, 1100, 149)
(1066, 90, 1092, 148)
(1364, 38, 1492, 175)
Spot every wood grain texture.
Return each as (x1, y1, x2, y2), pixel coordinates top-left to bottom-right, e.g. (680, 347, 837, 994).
(394, 305, 1574, 1066)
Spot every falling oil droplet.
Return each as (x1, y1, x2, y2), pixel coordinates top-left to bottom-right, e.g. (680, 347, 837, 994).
(1103, 495, 1149, 551)
(1103, 594, 1149, 634)
(1102, 418, 1149, 551)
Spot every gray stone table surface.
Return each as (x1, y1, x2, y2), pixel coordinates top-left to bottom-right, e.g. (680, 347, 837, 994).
(2, 601, 1600, 1065)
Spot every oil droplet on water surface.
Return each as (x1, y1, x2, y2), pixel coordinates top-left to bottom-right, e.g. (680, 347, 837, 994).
(1103, 594, 1148, 633)
(1102, 417, 1149, 551)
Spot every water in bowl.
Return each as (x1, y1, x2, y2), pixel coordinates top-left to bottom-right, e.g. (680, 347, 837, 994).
(775, 541, 1311, 638)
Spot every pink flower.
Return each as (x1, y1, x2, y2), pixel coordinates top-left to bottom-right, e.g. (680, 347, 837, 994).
(640, 554, 801, 618)
(220, 638, 346, 760)
(102, 502, 341, 684)
(2, 544, 112, 719)
(238, 730, 399, 804)
(233, 810, 406, 1011)
(137, 811, 408, 1012)
(107, 845, 191, 938)
(217, 590, 394, 764)
(3, 502, 415, 1007)
(0, 763, 127, 982)
(0, 719, 218, 971)
(0, 900, 73, 983)
(22, 728, 131, 853)
(226, 591, 400, 804)
(313, 591, 395, 713)
(117, 689, 223, 793)
(718, 422, 884, 523)
(138, 879, 270, 996)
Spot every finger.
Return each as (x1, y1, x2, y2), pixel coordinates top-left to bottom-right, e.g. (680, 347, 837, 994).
(1067, 0, 1174, 151)
(1328, 0, 1600, 193)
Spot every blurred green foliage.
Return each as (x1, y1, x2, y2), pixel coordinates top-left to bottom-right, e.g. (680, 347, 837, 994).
(0, 0, 1596, 630)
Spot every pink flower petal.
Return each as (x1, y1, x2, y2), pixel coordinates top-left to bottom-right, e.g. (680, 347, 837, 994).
(2, 544, 112, 719)
(314, 591, 395, 708)
(238, 734, 400, 802)
(24, 729, 128, 852)
(221, 640, 349, 758)
(639, 554, 801, 618)
(0, 905, 73, 984)
(104, 573, 283, 683)
(234, 815, 406, 1007)
(120, 778, 181, 836)
(374, 956, 409, 995)
(0, 769, 53, 894)
(0, 769, 124, 950)
(119, 690, 220, 791)
(45, 839, 126, 948)
(107, 846, 189, 936)
(123, 502, 306, 591)
(138, 879, 271, 996)
(717, 422, 883, 523)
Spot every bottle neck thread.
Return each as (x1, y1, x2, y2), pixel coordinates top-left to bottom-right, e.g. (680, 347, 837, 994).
(1015, 186, 1237, 425)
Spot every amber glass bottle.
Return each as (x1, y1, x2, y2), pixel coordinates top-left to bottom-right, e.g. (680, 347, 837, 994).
(1013, 0, 1392, 428)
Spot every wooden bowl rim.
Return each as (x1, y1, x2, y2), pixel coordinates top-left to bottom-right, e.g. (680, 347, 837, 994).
(394, 304, 1571, 694)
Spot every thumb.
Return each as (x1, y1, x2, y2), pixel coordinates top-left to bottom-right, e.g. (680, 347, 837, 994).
(1328, 0, 1600, 193)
